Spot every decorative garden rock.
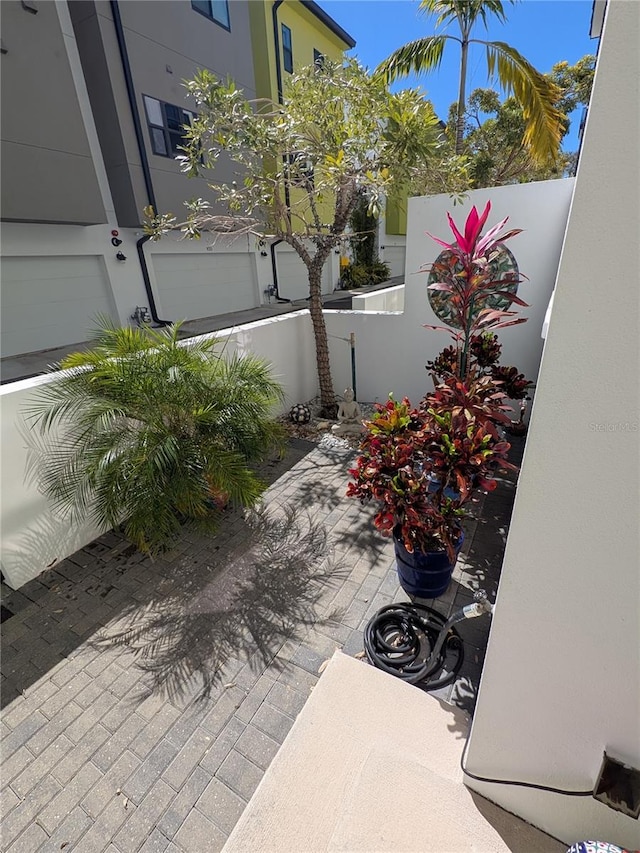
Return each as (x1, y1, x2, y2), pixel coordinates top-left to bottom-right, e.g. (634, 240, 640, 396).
(289, 403, 311, 424)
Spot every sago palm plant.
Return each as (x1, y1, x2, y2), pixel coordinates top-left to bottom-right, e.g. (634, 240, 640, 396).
(376, 0, 563, 165)
(27, 320, 285, 555)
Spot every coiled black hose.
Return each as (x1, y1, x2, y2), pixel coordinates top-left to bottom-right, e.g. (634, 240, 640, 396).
(363, 602, 464, 691)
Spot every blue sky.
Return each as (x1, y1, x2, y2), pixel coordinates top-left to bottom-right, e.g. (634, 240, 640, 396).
(321, 0, 597, 151)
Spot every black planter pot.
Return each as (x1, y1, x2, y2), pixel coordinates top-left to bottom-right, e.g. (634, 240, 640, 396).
(394, 531, 464, 599)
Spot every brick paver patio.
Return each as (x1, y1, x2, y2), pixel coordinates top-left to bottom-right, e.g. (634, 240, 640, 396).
(1, 435, 521, 852)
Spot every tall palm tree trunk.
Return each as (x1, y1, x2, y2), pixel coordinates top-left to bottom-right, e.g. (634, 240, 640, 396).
(455, 37, 469, 154)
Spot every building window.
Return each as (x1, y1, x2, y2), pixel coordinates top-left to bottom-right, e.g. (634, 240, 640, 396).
(143, 96, 195, 159)
(191, 0, 230, 31)
(281, 24, 293, 73)
(313, 49, 325, 68)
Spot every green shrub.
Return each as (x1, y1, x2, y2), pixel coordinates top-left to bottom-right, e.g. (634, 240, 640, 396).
(27, 319, 284, 555)
(340, 261, 391, 289)
(340, 263, 370, 288)
(369, 261, 392, 284)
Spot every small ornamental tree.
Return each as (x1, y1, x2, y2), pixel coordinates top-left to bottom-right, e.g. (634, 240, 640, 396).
(146, 59, 458, 416)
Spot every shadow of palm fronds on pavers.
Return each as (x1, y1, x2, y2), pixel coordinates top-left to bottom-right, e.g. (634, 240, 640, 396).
(88, 505, 348, 705)
(279, 441, 356, 516)
(0, 439, 326, 707)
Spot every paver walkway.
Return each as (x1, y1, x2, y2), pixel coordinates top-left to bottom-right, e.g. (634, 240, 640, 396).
(1, 434, 522, 852)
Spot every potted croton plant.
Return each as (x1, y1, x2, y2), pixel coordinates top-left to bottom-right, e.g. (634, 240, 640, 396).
(347, 383, 515, 598)
(348, 201, 531, 598)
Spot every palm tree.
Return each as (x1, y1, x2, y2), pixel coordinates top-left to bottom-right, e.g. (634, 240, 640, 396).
(376, 0, 563, 166)
(27, 319, 284, 555)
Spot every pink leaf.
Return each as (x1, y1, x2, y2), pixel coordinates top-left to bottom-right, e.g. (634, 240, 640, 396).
(427, 282, 455, 293)
(476, 200, 492, 232)
(447, 212, 470, 253)
(425, 231, 455, 251)
(464, 206, 480, 248)
(474, 216, 509, 254)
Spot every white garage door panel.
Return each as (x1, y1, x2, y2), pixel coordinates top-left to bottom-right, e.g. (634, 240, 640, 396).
(153, 252, 257, 320)
(384, 246, 406, 278)
(1, 256, 114, 358)
(275, 250, 333, 301)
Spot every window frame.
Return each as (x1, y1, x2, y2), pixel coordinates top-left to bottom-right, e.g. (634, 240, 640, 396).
(191, 0, 231, 32)
(281, 23, 293, 74)
(143, 95, 195, 160)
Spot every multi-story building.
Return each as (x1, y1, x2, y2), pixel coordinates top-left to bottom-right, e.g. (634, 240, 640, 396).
(0, 0, 354, 374)
(249, 0, 354, 104)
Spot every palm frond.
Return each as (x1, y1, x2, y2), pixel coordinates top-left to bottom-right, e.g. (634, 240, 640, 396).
(481, 40, 563, 164)
(419, 0, 511, 31)
(375, 36, 450, 85)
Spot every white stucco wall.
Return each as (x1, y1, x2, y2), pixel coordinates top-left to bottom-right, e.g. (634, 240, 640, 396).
(0, 223, 278, 358)
(351, 284, 404, 313)
(323, 178, 574, 407)
(466, 2, 640, 848)
(380, 241, 406, 278)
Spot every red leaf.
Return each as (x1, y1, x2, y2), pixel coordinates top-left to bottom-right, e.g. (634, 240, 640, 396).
(493, 291, 530, 307)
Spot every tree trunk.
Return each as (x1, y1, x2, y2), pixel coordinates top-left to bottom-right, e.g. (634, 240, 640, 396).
(307, 259, 336, 417)
(455, 39, 469, 154)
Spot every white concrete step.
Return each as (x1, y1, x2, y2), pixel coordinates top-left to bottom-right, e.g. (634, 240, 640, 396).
(223, 651, 566, 853)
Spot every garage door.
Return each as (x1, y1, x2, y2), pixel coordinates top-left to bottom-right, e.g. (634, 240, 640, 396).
(275, 247, 333, 302)
(152, 252, 258, 321)
(384, 246, 406, 278)
(1, 255, 115, 358)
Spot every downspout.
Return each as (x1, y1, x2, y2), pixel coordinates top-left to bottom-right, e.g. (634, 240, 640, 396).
(110, 0, 172, 326)
(271, 0, 284, 103)
(270, 238, 291, 303)
(271, 1, 290, 300)
(136, 235, 171, 324)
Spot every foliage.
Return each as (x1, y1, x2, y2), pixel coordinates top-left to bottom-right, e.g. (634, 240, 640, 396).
(427, 335, 533, 403)
(145, 59, 451, 415)
(470, 331, 502, 367)
(349, 194, 378, 268)
(456, 55, 595, 186)
(376, 0, 564, 167)
(428, 332, 502, 381)
(340, 263, 370, 289)
(369, 260, 393, 283)
(27, 319, 284, 555)
(549, 55, 596, 119)
(340, 260, 391, 289)
(425, 344, 459, 378)
(457, 89, 572, 186)
(490, 364, 533, 399)
(347, 392, 514, 561)
(424, 205, 533, 414)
